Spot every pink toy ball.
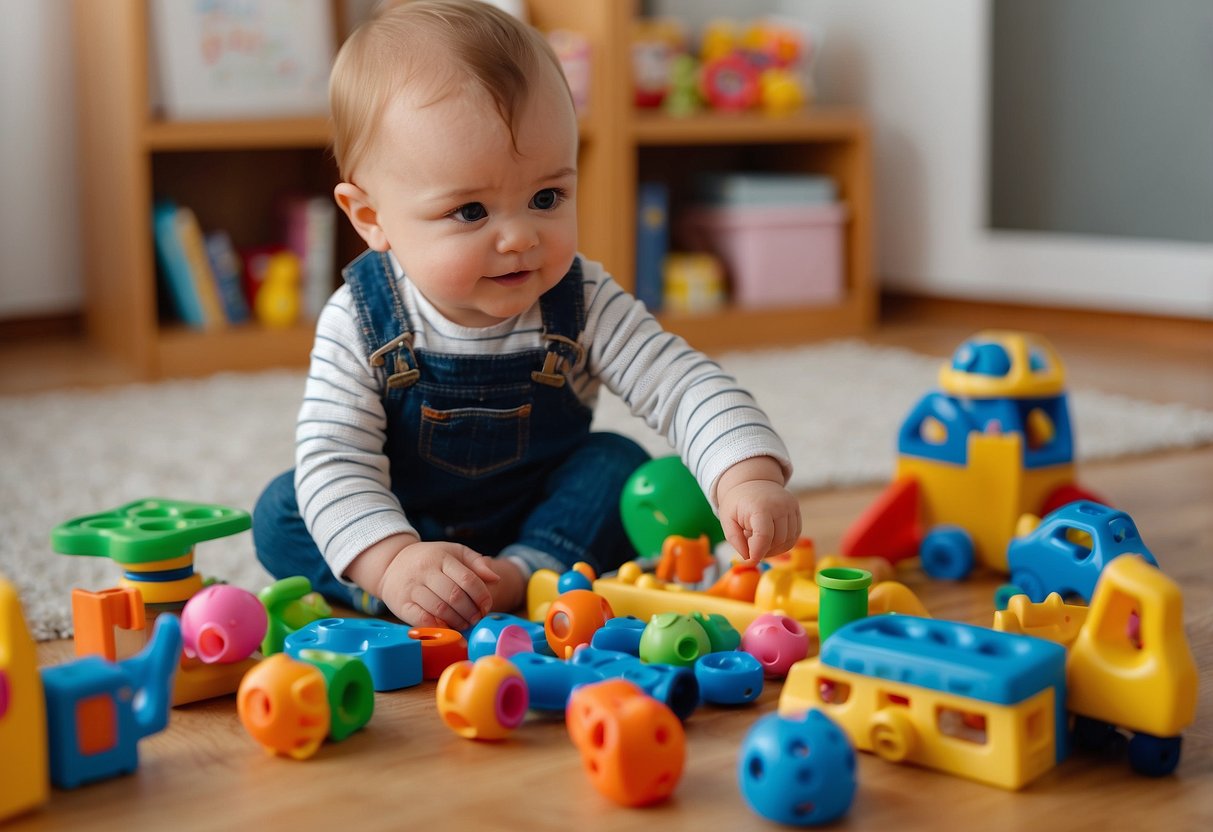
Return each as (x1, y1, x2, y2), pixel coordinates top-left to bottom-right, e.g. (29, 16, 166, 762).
(181, 584, 268, 664)
(741, 613, 810, 678)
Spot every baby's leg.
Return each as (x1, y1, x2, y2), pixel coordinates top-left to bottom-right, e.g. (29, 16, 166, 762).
(505, 432, 649, 575)
(251, 469, 384, 614)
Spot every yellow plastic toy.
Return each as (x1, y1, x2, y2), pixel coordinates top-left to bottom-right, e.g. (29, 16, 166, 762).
(1067, 555, 1197, 776)
(254, 251, 302, 328)
(0, 578, 50, 821)
(993, 591, 1089, 649)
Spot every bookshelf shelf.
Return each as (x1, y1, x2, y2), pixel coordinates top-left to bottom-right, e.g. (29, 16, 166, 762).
(73, 0, 873, 380)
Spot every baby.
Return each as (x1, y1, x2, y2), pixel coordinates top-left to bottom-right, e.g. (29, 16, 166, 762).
(252, 0, 801, 630)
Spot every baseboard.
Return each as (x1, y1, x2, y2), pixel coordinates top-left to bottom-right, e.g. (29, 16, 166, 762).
(0, 311, 84, 343)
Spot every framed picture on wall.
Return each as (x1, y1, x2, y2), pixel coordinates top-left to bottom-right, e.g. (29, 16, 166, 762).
(149, 0, 336, 120)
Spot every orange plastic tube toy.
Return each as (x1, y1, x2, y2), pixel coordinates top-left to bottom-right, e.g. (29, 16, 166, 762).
(408, 627, 468, 680)
(436, 656, 529, 741)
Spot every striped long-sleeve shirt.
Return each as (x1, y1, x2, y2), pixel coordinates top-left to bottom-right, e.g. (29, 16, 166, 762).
(295, 254, 792, 581)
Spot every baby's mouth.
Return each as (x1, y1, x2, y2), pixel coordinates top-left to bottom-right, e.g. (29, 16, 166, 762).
(489, 270, 532, 284)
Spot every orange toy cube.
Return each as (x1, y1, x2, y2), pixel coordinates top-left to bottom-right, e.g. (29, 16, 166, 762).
(566, 679, 685, 807)
(436, 656, 529, 741)
(545, 589, 614, 659)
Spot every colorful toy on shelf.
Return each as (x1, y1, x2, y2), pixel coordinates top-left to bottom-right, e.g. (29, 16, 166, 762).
(1065, 555, 1196, 776)
(547, 29, 590, 115)
(259, 575, 333, 656)
(619, 456, 724, 561)
(253, 250, 302, 328)
(41, 614, 182, 789)
(738, 710, 856, 826)
(284, 617, 422, 691)
(180, 584, 267, 664)
(663, 251, 724, 313)
(840, 331, 1106, 581)
(1006, 500, 1158, 604)
(52, 498, 251, 605)
(1, 578, 49, 821)
(566, 678, 686, 807)
(696, 18, 812, 114)
(237, 653, 330, 760)
(781, 614, 1068, 790)
(662, 53, 704, 117)
(632, 17, 685, 108)
(436, 656, 529, 741)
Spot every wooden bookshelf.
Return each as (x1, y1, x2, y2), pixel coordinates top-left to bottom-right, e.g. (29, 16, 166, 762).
(71, 0, 874, 379)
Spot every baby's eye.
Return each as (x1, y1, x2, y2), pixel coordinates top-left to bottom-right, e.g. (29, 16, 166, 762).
(450, 202, 488, 223)
(530, 188, 565, 211)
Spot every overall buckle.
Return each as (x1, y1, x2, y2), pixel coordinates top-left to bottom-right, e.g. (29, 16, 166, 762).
(369, 333, 420, 389)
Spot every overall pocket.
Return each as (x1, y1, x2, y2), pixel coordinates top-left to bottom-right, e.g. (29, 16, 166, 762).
(418, 403, 532, 477)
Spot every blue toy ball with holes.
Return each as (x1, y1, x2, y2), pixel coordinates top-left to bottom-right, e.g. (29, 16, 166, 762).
(738, 709, 857, 826)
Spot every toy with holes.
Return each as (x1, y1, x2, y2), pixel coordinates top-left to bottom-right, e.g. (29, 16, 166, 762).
(1006, 500, 1158, 604)
(996, 555, 1196, 776)
(436, 655, 529, 741)
(781, 614, 1068, 790)
(53, 499, 257, 705)
(738, 709, 857, 826)
(840, 331, 1106, 581)
(1, 577, 49, 821)
(619, 456, 725, 562)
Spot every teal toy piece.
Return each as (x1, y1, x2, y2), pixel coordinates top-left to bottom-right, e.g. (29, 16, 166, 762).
(51, 499, 251, 564)
(259, 576, 333, 656)
(639, 613, 711, 667)
(815, 567, 872, 645)
(285, 618, 422, 691)
(296, 649, 375, 742)
(619, 456, 724, 560)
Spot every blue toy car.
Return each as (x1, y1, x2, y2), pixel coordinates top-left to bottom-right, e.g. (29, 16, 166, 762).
(1006, 501, 1158, 603)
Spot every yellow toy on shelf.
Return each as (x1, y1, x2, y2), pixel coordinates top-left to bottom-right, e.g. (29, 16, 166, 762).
(0, 578, 50, 822)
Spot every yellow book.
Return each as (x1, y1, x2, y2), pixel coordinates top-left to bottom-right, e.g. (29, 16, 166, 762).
(176, 207, 228, 328)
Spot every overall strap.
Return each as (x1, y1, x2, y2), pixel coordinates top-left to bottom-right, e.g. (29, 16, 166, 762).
(342, 249, 420, 389)
(532, 257, 587, 388)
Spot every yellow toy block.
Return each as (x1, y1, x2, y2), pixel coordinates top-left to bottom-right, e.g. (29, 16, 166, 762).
(0, 578, 50, 821)
(993, 592, 1089, 648)
(1067, 556, 1197, 741)
(937, 331, 1065, 399)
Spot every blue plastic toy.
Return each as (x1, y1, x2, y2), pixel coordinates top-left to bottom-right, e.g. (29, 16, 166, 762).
(507, 652, 601, 711)
(695, 651, 764, 705)
(590, 616, 647, 655)
(40, 614, 181, 789)
(569, 647, 700, 721)
(284, 617, 421, 691)
(467, 613, 552, 660)
(738, 710, 857, 825)
(557, 570, 594, 594)
(1007, 500, 1159, 603)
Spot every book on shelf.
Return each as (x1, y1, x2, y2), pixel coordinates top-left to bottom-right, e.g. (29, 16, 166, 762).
(281, 195, 338, 320)
(203, 230, 251, 325)
(152, 200, 226, 330)
(635, 181, 669, 312)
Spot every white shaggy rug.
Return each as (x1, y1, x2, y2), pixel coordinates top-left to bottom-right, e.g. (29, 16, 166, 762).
(4, 339, 1213, 641)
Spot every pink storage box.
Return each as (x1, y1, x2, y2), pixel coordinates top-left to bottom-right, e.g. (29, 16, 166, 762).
(679, 203, 847, 308)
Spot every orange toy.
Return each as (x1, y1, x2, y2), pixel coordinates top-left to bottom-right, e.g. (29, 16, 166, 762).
(566, 679, 685, 807)
(436, 656, 528, 741)
(545, 589, 614, 659)
(408, 627, 468, 680)
(237, 654, 329, 760)
(655, 534, 715, 584)
(71, 587, 145, 660)
(704, 560, 762, 602)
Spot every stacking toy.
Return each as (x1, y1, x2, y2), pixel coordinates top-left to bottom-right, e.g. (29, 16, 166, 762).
(695, 651, 764, 705)
(408, 627, 468, 680)
(815, 567, 871, 645)
(295, 648, 375, 742)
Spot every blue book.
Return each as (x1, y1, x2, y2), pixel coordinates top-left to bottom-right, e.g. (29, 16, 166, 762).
(152, 200, 205, 328)
(203, 230, 251, 324)
(635, 181, 668, 312)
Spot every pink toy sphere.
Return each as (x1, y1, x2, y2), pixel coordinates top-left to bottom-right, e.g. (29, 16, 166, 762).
(741, 613, 810, 678)
(181, 584, 267, 664)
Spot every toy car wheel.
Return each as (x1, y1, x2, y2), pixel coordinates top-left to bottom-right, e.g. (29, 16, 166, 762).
(1071, 715, 1121, 754)
(1008, 569, 1045, 604)
(1128, 731, 1182, 777)
(919, 526, 975, 581)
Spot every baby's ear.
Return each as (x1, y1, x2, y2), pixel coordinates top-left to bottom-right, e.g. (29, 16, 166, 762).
(334, 183, 390, 251)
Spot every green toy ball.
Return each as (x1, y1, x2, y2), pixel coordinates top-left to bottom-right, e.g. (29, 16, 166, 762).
(619, 456, 724, 561)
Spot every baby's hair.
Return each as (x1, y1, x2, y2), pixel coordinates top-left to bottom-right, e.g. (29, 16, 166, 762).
(330, 0, 571, 181)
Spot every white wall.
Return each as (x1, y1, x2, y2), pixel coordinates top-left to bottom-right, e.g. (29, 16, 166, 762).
(0, 0, 81, 317)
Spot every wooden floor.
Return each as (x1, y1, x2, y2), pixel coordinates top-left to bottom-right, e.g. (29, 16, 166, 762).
(6, 297, 1213, 830)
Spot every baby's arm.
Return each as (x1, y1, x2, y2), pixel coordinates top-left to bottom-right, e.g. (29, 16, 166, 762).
(345, 533, 502, 629)
(714, 456, 802, 562)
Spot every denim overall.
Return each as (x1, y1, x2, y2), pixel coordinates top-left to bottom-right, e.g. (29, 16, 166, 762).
(253, 250, 648, 612)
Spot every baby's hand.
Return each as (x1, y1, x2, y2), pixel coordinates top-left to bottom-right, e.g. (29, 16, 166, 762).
(378, 541, 499, 629)
(483, 557, 527, 614)
(716, 457, 802, 562)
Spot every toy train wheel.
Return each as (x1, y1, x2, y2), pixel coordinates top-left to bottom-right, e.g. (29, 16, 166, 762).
(869, 709, 917, 763)
(919, 526, 975, 581)
(1128, 731, 1182, 777)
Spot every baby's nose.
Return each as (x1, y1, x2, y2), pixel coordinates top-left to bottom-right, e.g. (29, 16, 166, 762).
(496, 218, 539, 253)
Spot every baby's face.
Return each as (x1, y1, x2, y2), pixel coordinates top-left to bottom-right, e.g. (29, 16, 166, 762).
(358, 66, 579, 328)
